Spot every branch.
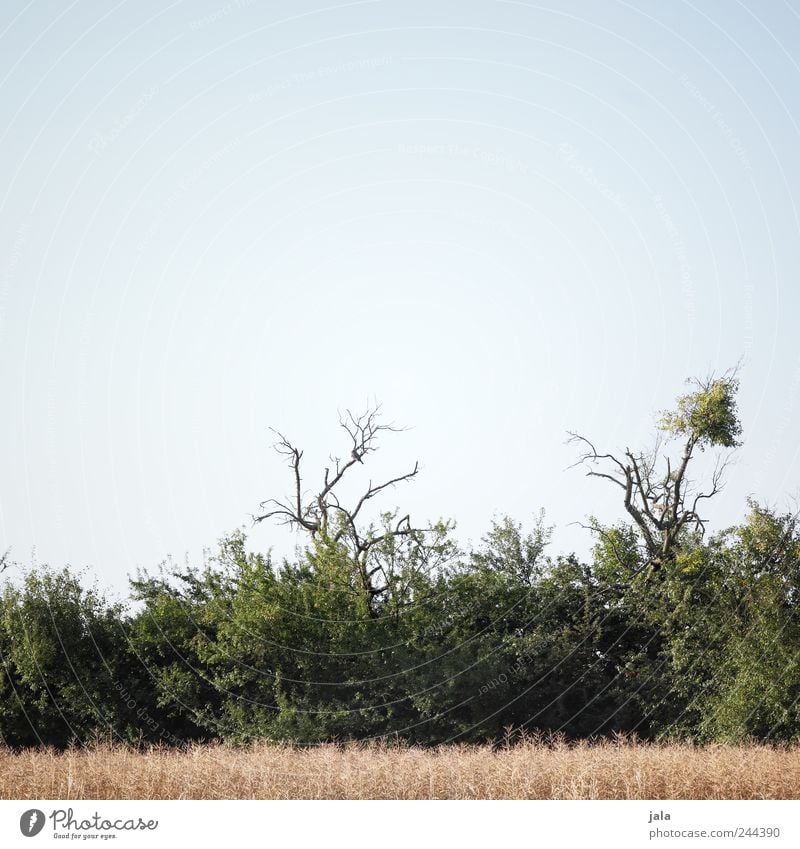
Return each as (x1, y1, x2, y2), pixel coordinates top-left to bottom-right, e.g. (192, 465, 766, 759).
(359, 514, 421, 554)
(626, 448, 664, 531)
(567, 432, 628, 488)
(261, 429, 312, 527)
(254, 498, 319, 533)
(256, 404, 422, 582)
(349, 462, 420, 525)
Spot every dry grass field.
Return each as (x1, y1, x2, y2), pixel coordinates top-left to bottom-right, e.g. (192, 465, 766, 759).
(1, 738, 798, 800)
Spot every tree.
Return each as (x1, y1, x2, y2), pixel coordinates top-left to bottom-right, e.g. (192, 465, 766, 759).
(255, 404, 451, 615)
(469, 511, 551, 585)
(0, 567, 131, 748)
(570, 369, 742, 575)
(128, 552, 234, 744)
(684, 501, 800, 742)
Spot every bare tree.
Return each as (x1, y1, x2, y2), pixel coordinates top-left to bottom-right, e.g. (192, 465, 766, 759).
(569, 371, 742, 575)
(255, 405, 444, 613)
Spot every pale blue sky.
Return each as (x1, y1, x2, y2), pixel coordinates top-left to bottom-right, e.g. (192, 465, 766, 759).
(1, 0, 799, 591)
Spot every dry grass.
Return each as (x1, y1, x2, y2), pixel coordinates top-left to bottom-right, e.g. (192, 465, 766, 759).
(1, 738, 798, 800)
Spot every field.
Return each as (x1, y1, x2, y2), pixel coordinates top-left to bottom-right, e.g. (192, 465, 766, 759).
(1, 738, 798, 800)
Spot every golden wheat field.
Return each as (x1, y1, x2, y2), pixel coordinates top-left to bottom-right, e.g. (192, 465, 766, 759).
(0, 738, 798, 800)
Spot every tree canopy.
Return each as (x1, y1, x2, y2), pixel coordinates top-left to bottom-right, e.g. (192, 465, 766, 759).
(2, 371, 799, 748)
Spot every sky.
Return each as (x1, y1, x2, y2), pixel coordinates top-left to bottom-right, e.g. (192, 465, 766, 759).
(1, 0, 799, 593)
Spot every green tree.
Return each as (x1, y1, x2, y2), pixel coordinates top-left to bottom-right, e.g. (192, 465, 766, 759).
(570, 369, 742, 575)
(0, 568, 130, 747)
(685, 503, 800, 742)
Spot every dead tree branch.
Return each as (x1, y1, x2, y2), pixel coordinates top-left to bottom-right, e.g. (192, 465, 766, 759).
(255, 404, 433, 614)
(568, 424, 731, 574)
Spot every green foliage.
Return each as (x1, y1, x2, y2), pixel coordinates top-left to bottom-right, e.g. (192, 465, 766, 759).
(0, 568, 132, 747)
(469, 511, 551, 584)
(686, 504, 800, 742)
(2, 373, 800, 747)
(3, 500, 800, 746)
(659, 373, 743, 448)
